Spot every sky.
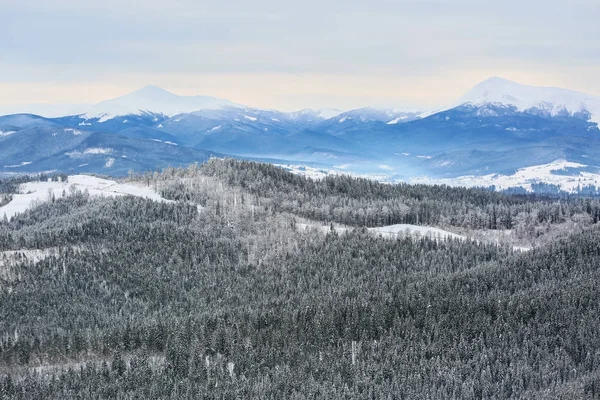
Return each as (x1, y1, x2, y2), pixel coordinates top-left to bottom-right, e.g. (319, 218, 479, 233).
(0, 0, 599, 112)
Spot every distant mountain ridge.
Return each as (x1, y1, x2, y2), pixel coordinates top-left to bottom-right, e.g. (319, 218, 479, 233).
(0, 78, 599, 185)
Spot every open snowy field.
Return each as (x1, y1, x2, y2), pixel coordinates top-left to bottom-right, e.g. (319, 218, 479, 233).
(274, 163, 396, 182)
(298, 221, 531, 251)
(297, 222, 464, 240)
(0, 175, 174, 220)
(368, 224, 465, 240)
(411, 160, 600, 193)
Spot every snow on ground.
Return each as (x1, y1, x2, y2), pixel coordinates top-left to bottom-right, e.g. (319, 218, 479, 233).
(0, 248, 60, 274)
(0, 247, 77, 281)
(64, 128, 84, 135)
(457, 77, 600, 126)
(278, 159, 600, 194)
(298, 221, 530, 251)
(315, 108, 344, 119)
(368, 224, 465, 240)
(274, 163, 394, 183)
(82, 86, 239, 121)
(297, 222, 464, 241)
(66, 148, 113, 158)
(84, 147, 112, 155)
(274, 165, 332, 180)
(412, 160, 600, 193)
(4, 162, 32, 168)
(386, 116, 408, 124)
(25, 354, 165, 380)
(150, 139, 178, 145)
(0, 175, 175, 220)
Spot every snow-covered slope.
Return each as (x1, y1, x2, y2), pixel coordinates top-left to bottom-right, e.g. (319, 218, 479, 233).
(458, 77, 600, 124)
(289, 108, 345, 120)
(412, 160, 600, 193)
(0, 175, 174, 220)
(368, 224, 465, 240)
(297, 222, 464, 240)
(82, 86, 241, 122)
(333, 107, 423, 124)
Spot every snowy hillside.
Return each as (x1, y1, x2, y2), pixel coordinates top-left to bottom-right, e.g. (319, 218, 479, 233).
(289, 108, 345, 120)
(297, 221, 464, 240)
(333, 107, 423, 124)
(412, 160, 600, 193)
(82, 86, 241, 122)
(0, 175, 174, 220)
(458, 77, 600, 125)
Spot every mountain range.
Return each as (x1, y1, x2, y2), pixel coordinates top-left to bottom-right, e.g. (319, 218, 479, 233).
(1, 77, 599, 187)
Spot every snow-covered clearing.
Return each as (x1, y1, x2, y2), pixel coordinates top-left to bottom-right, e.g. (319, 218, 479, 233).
(412, 160, 600, 193)
(298, 221, 530, 251)
(0, 247, 83, 281)
(65, 148, 113, 158)
(297, 222, 464, 241)
(0, 175, 175, 220)
(0, 249, 59, 280)
(274, 163, 393, 182)
(386, 116, 408, 124)
(64, 128, 84, 136)
(368, 224, 465, 240)
(10, 354, 166, 382)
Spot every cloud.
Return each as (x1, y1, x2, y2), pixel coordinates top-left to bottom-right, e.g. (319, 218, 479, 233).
(0, 0, 598, 109)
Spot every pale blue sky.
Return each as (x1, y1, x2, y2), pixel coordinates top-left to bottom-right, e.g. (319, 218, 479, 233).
(0, 0, 598, 110)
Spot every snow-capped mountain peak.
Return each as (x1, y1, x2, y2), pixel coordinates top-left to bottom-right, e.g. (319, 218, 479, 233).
(458, 77, 600, 124)
(289, 108, 345, 120)
(82, 86, 242, 122)
(333, 107, 423, 124)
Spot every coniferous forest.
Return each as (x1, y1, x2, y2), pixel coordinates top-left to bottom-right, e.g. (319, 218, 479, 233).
(1, 159, 600, 399)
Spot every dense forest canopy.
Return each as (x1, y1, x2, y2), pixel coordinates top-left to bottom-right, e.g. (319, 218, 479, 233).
(0, 159, 599, 399)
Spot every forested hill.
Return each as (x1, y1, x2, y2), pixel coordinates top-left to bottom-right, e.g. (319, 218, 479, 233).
(1, 160, 600, 398)
(197, 158, 600, 236)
